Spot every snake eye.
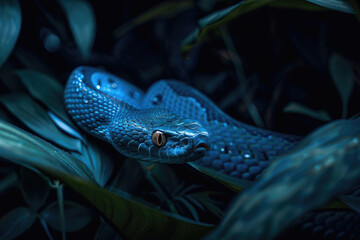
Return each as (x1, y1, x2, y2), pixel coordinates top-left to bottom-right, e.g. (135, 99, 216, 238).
(151, 130, 167, 147)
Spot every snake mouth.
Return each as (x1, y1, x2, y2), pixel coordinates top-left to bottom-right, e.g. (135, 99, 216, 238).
(194, 142, 210, 152)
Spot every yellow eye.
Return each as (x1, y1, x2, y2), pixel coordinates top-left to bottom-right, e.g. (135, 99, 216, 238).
(151, 130, 167, 147)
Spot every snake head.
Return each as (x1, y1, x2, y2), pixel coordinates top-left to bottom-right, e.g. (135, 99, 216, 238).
(109, 108, 210, 163)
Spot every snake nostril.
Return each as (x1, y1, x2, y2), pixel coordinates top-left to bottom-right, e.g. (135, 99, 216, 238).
(183, 139, 188, 145)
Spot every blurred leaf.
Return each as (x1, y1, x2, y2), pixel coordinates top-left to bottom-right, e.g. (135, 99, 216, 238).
(188, 192, 224, 219)
(41, 201, 92, 232)
(150, 163, 179, 193)
(0, 119, 214, 238)
(0, 0, 21, 67)
(306, 0, 354, 13)
(188, 162, 253, 191)
(269, 0, 327, 10)
(339, 195, 360, 213)
(20, 168, 50, 211)
(39, 218, 55, 240)
(181, 0, 355, 55)
(0, 170, 17, 195)
(329, 53, 354, 118)
(107, 158, 144, 194)
(53, 182, 66, 239)
(94, 219, 122, 240)
(181, 0, 272, 55)
(350, 0, 360, 21)
(15, 69, 77, 129)
(272, 0, 355, 12)
(208, 118, 360, 239)
(283, 102, 332, 121)
(72, 142, 114, 187)
(58, 0, 96, 59)
(174, 197, 200, 222)
(0, 119, 96, 182)
(114, 0, 194, 38)
(0, 93, 82, 152)
(0, 207, 36, 239)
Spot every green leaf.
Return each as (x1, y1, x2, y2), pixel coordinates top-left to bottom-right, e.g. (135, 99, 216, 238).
(0, 119, 96, 182)
(72, 142, 114, 187)
(0, 170, 17, 195)
(269, 0, 328, 10)
(0, 119, 214, 238)
(107, 158, 144, 194)
(0, 0, 21, 67)
(0, 93, 82, 152)
(339, 195, 360, 214)
(208, 118, 360, 239)
(181, 0, 355, 55)
(114, 0, 194, 38)
(283, 102, 332, 121)
(57, 0, 96, 59)
(41, 201, 92, 232)
(149, 163, 179, 194)
(61, 174, 214, 239)
(174, 197, 200, 222)
(0, 207, 36, 239)
(329, 53, 354, 118)
(188, 192, 224, 219)
(188, 162, 253, 191)
(306, 0, 354, 13)
(20, 168, 50, 211)
(94, 219, 122, 240)
(181, 0, 276, 55)
(15, 69, 78, 130)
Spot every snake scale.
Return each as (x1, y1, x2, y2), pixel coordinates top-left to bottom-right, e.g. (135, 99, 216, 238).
(64, 66, 360, 239)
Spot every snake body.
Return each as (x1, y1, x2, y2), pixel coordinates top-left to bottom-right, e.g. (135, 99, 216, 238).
(65, 66, 299, 180)
(64, 66, 360, 239)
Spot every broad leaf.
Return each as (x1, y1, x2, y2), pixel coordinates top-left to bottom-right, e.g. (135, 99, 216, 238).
(48, 111, 85, 143)
(41, 201, 92, 232)
(306, 0, 354, 13)
(283, 102, 332, 121)
(181, 0, 355, 55)
(0, 119, 96, 182)
(20, 168, 50, 211)
(0, 0, 21, 67)
(0, 170, 17, 195)
(107, 158, 145, 194)
(72, 142, 114, 187)
(208, 118, 360, 239)
(188, 162, 253, 191)
(94, 219, 122, 240)
(58, 0, 96, 59)
(114, 0, 194, 38)
(15, 69, 77, 129)
(0, 119, 215, 238)
(181, 0, 275, 55)
(339, 195, 360, 214)
(0, 207, 36, 239)
(0, 93, 82, 152)
(329, 53, 354, 118)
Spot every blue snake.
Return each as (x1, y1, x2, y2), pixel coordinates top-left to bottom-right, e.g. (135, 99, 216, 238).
(64, 66, 300, 181)
(64, 66, 360, 239)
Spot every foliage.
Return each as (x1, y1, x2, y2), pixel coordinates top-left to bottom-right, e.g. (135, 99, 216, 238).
(0, 0, 359, 239)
